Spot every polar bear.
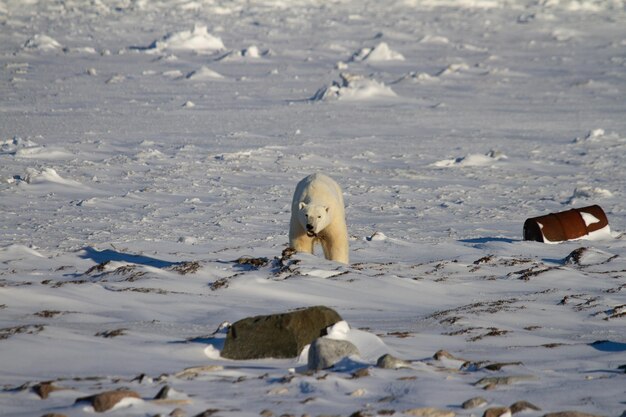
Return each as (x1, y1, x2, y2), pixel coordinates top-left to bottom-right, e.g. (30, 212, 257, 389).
(289, 173, 349, 264)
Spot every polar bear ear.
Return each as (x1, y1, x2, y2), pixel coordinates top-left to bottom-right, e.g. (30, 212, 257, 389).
(299, 202, 307, 210)
(325, 206, 329, 213)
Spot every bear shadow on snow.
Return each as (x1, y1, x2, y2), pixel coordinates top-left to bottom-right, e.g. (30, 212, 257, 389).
(80, 246, 180, 269)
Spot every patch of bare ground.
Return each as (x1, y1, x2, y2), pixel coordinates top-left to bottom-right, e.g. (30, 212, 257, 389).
(468, 328, 510, 342)
(598, 304, 626, 320)
(508, 265, 559, 281)
(84, 262, 147, 282)
(0, 324, 45, 340)
(168, 261, 201, 274)
(108, 287, 170, 295)
(34, 310, 70, 318)
(95, 328, 127, 338)
(427, 298, 523, 322)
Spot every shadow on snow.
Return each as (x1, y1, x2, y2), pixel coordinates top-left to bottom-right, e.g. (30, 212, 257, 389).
(80, 246, 179, 269)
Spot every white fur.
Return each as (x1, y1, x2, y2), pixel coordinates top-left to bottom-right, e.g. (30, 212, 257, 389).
(289, 173, 349, 264)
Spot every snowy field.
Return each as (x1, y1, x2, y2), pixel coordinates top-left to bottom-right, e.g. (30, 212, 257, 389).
(1, 0, 626, 416)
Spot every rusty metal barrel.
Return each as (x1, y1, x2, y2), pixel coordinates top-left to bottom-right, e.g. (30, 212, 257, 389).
(523, 205, 609, 243)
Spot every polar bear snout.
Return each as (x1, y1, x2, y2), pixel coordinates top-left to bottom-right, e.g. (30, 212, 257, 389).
(306, 224, 318, 238)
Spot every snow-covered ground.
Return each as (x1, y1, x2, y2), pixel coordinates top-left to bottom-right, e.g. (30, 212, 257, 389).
(1, 0, 625, 416)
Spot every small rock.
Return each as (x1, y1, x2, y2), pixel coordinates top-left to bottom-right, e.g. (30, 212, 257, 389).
(542, 412, 604, 417)
(483, 407, 511, 417)
(41, 414, 68, 417)
(510, 401, 541, 414)
(376, 354, 412, 369)
(433, 350, 460, 361)
(349, 388, 367, 397)
(154, 385, 171, 400)
(75, 390, 141, 412)
(170, 409, 186, 417)
(260, 410, 274, 417)
(484, 362, 523, 371)
(33, 381, 63, 399)
(350, 411, 374, 417)
(403, 407, 456, 417)
(308, 337, 360, 371)
(462, 397, 488, 409)
(193, 410, 221, 417)
(267, 387, 289, 395)
(351, 368, 370, 378)
(175, 365, 224, 379)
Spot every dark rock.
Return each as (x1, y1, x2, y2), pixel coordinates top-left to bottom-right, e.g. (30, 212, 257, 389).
(510, 401, 541, 414)
(483, 407, 511, 417)
(193, 410, 220, 417)
(351, 368, 371, 378)
(433, 349, 464, 362)
(308, 337, 360, 370)
(462, 397, 488, 409)
(170, 409, 186, 417)
(221, 306, 343, 360)
(75, 389, 141, 412)
(41, 414, 68, 417)
(154, 385, 171, 400)
(350, 411, 374, 417)
(484, 362, 523, 371)
(33, 381, 62, 399)
(403, 407, 455, 417)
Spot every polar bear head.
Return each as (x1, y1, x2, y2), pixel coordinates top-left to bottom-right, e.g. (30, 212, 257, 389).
(298, 202, 331, 237)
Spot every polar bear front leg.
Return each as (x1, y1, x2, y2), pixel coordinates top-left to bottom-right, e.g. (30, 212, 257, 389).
(289, 218, 314, 254)
(320, 236, 349, 265)
(290, 233, 314, 254)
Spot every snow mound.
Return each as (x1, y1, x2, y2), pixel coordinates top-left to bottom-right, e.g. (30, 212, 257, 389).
(186, 66, 224, 80)
(15, 147, 73, 160)
(351, 42, 405, 62)
(23, 34, 62, 52)
(134, 149, 165, 160)
(1, 137, 39, 154)
(564, 247, 617, 266)
(299, 320, 394, 364)
(395, 71, 440, 84)
(22, 167, 82, 187)
(568, 186, 614, 203)
(574, 128, 622, 143)
(147, 25, 225, 54)
(218, 45, 268, 61)
(0, 244, 45, 259)
(419, 35, 451, 44)
(403, 0, 502, 8)
(432, 150, 507, 168)
(311, 73, 397, 101)
(436, 62, 472, 76)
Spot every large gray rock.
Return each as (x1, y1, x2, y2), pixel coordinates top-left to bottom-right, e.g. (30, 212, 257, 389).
(221, 306, 342, 360)
(307, 337, 360, 370)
